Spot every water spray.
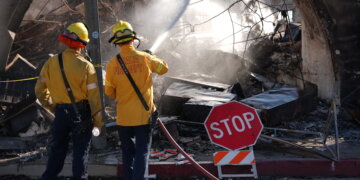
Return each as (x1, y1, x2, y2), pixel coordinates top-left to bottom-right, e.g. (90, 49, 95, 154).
(149, 0, 190, 53)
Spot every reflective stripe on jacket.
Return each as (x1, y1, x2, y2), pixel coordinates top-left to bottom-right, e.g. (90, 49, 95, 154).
(104, 44, 168, 126)
(35, 48, 104, 127)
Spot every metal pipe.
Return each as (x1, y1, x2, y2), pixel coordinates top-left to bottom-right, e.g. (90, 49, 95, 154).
(0, 147, 46, 164)
(157, 118, 219, 180)
(173, 119, 203, 126)
(260, 134, 336, 161)
(264, 127, 322, 136)
(276, 137, 322, 144)
(332, 100, 340, 161)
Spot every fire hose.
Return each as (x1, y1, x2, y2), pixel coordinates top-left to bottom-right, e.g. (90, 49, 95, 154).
(157, 118, 219, 180)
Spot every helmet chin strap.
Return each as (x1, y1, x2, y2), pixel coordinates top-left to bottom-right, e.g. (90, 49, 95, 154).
(112, 37, 141, 48)
(108, 36, 115, 43)
(134, 37, 141, 48)
(83, 48, 93, 62)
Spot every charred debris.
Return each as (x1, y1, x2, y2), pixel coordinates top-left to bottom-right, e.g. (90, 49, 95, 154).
(0, 0, 359, 164)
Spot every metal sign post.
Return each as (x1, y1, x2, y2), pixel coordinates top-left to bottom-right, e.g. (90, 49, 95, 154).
(144, 165, 156, 180)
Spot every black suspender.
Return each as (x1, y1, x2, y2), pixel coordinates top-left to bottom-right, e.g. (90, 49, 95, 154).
(116, 54, 150, 111)
(58, 53, 82, 122)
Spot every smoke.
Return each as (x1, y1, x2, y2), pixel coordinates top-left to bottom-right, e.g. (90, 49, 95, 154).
(131, 0, 191, 50)
(153, 0, 247, 84)
(153, 0, 282, 85)
(99, 0, 190, 61)
(100, 0, 282, 85)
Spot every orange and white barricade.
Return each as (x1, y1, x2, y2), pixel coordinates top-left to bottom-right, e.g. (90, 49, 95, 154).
(213, 147, 258, 179)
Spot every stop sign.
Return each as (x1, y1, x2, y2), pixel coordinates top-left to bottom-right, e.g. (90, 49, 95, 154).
(204, 101, 263, 150)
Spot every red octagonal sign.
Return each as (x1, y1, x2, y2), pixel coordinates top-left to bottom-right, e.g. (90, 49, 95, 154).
(204, 101, 263, 151)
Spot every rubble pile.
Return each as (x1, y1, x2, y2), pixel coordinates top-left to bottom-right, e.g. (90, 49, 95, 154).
(0, 1, 359, 173)
(247, 39, 302, 83)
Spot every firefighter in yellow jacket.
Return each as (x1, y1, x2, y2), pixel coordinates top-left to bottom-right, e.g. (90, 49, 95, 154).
(105, 20, 168, 180)
(35, 22, 104, 180)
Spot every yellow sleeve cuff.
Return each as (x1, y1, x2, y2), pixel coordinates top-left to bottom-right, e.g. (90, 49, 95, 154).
(156, 63, 163, 73)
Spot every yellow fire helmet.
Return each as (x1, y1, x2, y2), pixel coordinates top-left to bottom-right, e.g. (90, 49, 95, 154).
(108, 20, 139, 46)
(64, 22, 89, 44)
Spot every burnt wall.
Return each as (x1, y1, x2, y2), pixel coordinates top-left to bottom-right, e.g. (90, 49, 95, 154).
(294, 0, 337, 100)
(316, 0, 360, 100)
(294, 0, 360, 102)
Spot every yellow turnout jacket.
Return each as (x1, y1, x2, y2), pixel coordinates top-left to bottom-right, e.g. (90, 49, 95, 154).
(105, 44, 168, 126)
(35, 48, 103, 127)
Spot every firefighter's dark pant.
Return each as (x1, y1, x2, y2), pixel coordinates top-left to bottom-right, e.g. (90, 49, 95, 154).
(41, 103, 92, 180)
(118, 124, 151, 180)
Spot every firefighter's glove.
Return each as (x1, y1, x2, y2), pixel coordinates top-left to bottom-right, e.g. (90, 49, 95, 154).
(142, 49, 153, 55)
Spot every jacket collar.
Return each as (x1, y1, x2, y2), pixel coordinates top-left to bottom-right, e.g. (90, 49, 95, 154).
(64, 48, 81, 54)
(119, 44, 135, 52)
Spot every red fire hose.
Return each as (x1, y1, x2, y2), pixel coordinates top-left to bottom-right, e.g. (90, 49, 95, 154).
(157, 118, 219, 180)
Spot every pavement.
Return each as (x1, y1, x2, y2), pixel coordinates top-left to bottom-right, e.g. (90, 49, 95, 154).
(0, 140, 359, 179)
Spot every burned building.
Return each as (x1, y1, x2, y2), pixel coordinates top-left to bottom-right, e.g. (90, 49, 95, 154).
(0, 0, 359, 179)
